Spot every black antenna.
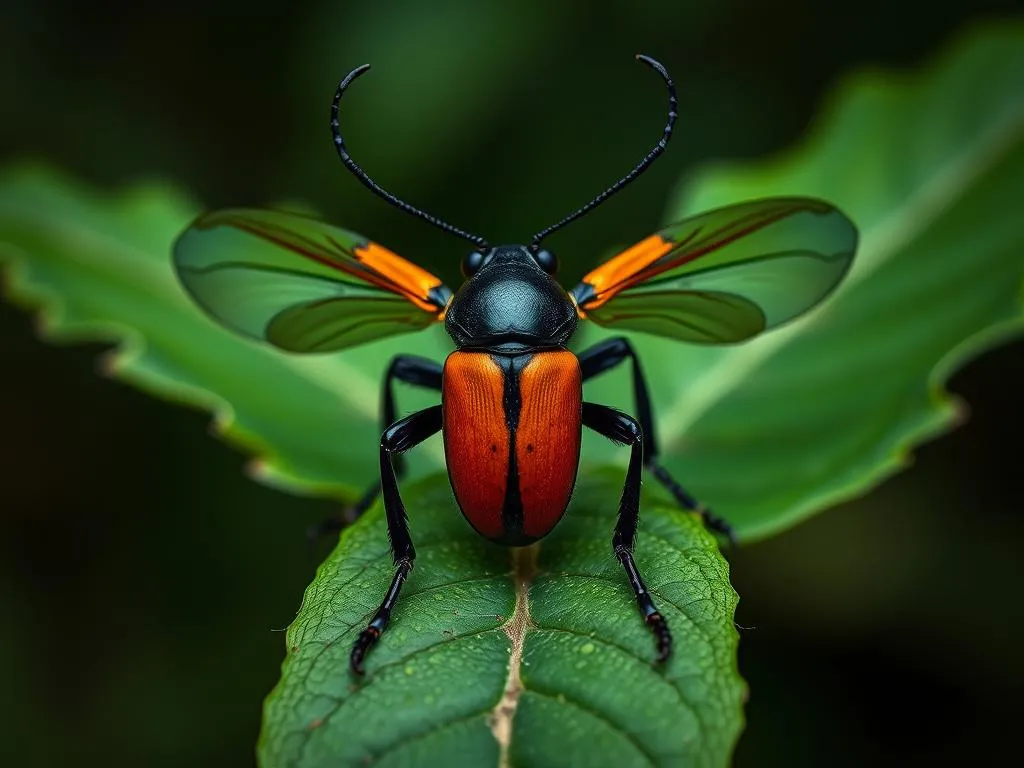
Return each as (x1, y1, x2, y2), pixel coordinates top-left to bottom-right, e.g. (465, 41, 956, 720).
(529, 54, 677, 251)
(331, 64, 490, 250)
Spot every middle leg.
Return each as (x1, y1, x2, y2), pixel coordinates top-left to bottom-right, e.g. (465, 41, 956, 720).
(578, 336, 735, 544)
(350, 404, 443, 675)
(582, 401, 672, 663)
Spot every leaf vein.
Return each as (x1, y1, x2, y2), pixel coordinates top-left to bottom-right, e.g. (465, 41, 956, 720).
(523, 688, 659, 767)
(531, 623, 705, 731)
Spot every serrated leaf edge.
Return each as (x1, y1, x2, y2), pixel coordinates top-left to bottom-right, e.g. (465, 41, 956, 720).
(0, 170, 449, 498)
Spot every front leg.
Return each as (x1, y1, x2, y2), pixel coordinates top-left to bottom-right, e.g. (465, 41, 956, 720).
(579, 336, 735, 544)
(582, 402, 672, 663)
(308, 354, 443, 545)
(350, 404, 443, 675)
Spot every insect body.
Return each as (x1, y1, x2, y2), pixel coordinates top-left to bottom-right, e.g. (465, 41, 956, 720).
(173, 55, 858, 674)
(443, 244, 581, 545)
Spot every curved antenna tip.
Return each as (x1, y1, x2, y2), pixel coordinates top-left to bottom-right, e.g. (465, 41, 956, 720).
(634, 54, 668, 77)
(528, 53, 677, 248)
(338, 63, 372, 91)
(329, 62, 490, 250)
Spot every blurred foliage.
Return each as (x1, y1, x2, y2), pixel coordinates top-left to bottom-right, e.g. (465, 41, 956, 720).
(0, 167, 452, 497)
(1, 1, 1022, 767)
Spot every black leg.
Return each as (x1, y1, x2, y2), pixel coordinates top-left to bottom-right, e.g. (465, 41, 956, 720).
(582, 401, 672, 663)
(307, 355, 443, 545)
(350, 404, 443, 675)
(579, 337, 735, 544)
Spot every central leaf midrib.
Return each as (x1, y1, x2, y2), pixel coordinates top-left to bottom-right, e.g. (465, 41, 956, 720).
(490, 545, 537, 767)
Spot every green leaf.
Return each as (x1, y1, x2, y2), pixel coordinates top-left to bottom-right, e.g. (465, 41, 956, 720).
(258, 472, 743, 768)
(0, 166, 452, 498)
(580, 22, 1024, 540)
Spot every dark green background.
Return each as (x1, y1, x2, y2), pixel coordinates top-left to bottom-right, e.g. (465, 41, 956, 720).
(1, 1, 1021, 765)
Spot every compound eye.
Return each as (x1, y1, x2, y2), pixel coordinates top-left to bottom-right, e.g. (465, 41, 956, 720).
(534, 248, 558, 274)
(461, 250, 485, 277)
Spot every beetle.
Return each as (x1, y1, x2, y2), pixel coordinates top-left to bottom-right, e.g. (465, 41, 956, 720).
(173, 54, 857, 674)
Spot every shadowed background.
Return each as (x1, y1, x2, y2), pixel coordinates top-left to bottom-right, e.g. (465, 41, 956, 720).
(1, 0, 1021, 765)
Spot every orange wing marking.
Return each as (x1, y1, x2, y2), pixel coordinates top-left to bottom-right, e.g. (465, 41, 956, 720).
(578, 200, 821, 312)
(579, 235, 674, 309)
(353, 242, 445, 313)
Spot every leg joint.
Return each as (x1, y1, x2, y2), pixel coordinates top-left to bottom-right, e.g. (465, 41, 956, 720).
(610, 410, 643, 446)
(381, 405, 443, 453)
(582, 402, 642, 447)
(387, 354, 443, 388)
(621, 415, 643, 445)
(579, 336, 636, 379)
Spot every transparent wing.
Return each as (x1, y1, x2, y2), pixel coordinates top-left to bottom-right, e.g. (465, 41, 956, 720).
(172, 208, 452, 353)
(571, 198, 857, 343)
